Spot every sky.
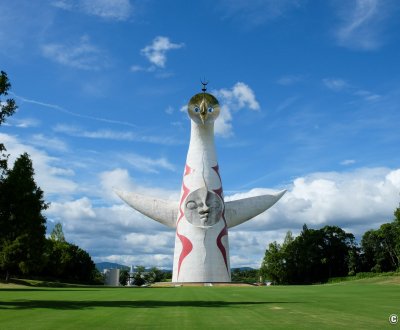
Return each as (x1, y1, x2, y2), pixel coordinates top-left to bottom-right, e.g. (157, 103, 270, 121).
(1, 0, 400, 269)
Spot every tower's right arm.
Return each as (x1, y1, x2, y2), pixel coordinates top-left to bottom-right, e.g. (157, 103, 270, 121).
(224, 190, 286, 228)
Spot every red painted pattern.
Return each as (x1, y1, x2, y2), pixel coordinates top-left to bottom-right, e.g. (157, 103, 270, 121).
(176, 164, 194, 278)
(213, 187, 223, 199)
(184, 163, 192, 176)
(216, 217, 229, 272)
(176, 232, 193, 278)
(213, 164, 229, 273)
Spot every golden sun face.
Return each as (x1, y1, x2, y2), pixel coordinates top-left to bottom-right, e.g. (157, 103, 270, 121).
(188, 92, 220, 125)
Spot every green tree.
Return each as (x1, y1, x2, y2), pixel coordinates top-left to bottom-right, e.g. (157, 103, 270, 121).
(361, 208, 400, 272)
(43, 223, 98, 283)
(131, 265, 147, 286)
(261, 225, 357, 284)
(119, 269, 129, 286)
(0, 153, 48, 281)
(260, 241, 286, 284)
(50, 222, 66, 243)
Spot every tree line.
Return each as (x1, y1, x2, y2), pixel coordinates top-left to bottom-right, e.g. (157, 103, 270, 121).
(260, 207, 400, 284)
(0, 71, 101, 283)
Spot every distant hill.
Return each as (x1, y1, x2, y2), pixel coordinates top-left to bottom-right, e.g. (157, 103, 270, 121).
(231, 267, 256, 271)
(96, 262, 130, 272)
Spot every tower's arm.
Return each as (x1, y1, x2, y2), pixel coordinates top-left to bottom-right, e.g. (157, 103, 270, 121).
(224, 190, 286, 228)
(115, 190, 178, 228)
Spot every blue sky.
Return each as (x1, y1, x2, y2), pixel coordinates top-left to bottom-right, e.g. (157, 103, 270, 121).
(1, 0, 400, 269)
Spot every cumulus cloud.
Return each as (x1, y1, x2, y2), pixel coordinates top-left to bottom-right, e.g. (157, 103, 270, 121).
(333, 0, 396, 50)
(52, 0, 133, 21)
(229, 167, 400, 233)
(42, 162, 400, 269)
(41, 35, 110, 70)
(0, 133, 77, 197)
(45, 196, 176, 268)
(139, 36, 184, 69)
(213, 82, 260, 137)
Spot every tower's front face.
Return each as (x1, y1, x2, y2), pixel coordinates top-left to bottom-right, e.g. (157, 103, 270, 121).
(172, 92, 231, 282)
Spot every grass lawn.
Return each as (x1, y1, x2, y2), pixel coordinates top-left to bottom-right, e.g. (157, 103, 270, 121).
(0, 276, 399, 329)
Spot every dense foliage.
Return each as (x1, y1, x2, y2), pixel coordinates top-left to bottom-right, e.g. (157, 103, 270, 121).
(360, 209, 400, 272)
(261, 207, 400, 284)
(43, 223, 101, 283)
(260, 226, 357, 284)
(0, 153, 48, 281)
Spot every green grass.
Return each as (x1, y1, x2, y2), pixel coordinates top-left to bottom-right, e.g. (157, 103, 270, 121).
(0, 276, 399, 329)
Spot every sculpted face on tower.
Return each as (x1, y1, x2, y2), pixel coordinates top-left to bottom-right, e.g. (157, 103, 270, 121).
(188, 93, 220, 125)
(184, 187, 223, 228)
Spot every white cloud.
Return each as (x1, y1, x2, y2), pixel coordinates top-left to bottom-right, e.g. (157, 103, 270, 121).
(213, 82, 260, 137)
(229, 167, 400, 232)
(41, 35, 110, 70)
(165, 106, 174, 115)
(53, 124, 182, 145)
(277, 75, 304, 86)
(52, 0, 133, 21)
(4, 117, 40, 128)
(0, 133, 77, 197)
(140, 36, 184, 68)
(13, 93, 140, 129)
(120, 153, 175, 174)
(322, 78, 381, 102)
(333, 0, 395, 50)
(340, 159, 356, 166)
(54, 124, 136, 140)
(41, 159, 400, 269)
(322, 78, 350, 91)
(353, 89, 381, 102)
(31, 134, 68, 152)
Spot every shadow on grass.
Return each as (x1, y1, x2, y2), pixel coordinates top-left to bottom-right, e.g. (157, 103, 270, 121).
(0, 300, 304, 310)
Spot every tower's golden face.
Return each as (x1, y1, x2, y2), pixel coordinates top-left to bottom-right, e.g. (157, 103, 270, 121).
(188, 93, 220, 125)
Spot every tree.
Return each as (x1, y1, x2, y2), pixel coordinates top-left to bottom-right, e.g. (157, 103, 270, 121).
(0, 153, 48, 281)
(361, 208, 400, 273)
(260, 241, 286, 284)
(50, 222, 66, 243)
(43, 223, 99, 283)
(119, 269, 130, 286)
(131, 266, 147, 286)
(0, 70, 18, 173)
(260, 225, 357, 284)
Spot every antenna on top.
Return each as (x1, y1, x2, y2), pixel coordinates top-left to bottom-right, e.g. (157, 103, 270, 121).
(200, 79, 209, 93)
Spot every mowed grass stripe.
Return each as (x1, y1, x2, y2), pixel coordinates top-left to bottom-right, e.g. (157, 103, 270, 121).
(0, 277, 399, 329)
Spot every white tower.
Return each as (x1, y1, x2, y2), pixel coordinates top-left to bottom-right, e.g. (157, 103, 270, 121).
(116, 85, 285, 282)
